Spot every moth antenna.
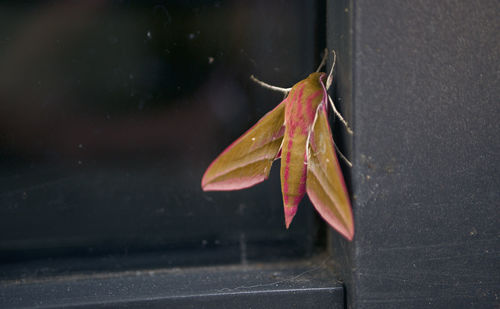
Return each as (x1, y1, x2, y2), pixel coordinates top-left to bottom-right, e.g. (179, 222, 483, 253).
(250, 75, 291, 94)
(316, 48, 329, 72)
(334, 141, 352, 167)
(328, 95, 353, 135)
(326, 50, 336, 90)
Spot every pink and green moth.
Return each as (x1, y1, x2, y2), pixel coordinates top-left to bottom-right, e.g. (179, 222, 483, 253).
(201, 50, 354, 241)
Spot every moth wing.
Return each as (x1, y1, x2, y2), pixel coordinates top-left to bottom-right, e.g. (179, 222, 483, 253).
(306, 105, 354, 240)
(202, 100, 286, 191)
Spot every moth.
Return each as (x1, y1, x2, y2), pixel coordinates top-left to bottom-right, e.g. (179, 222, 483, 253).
(202, 50, 354, 240)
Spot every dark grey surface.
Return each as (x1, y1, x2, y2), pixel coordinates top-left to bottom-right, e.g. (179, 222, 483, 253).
(329, 0, 499, 308)
(0, 0, 321, 269)
(0, 257, 343, 309)
(0, 2, 344, 308)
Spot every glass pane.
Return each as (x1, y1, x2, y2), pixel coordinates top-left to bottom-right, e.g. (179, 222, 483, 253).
(0, 0, 324, 273)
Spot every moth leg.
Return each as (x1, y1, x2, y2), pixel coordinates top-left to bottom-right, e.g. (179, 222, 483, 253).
(328, 95, 353, 135)
(250, 75, 291, 94)
(333, 140, 352, 167)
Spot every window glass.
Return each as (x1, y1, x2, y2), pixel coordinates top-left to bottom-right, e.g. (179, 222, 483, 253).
(0, 1, 324, 274)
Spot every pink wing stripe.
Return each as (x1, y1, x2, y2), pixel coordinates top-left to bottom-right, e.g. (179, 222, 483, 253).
(203, 152, 279, 185)
(307, 188, 354, 240)
(203, 175, 267, 191)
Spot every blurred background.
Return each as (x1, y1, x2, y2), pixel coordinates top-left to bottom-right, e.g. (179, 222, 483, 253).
(0, 0, 327, 277)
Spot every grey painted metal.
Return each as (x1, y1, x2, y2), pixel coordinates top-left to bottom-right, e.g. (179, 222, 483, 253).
(328, 0, 499, 308)
(0, 258, 343, 309)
